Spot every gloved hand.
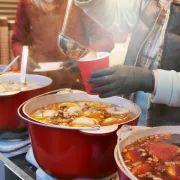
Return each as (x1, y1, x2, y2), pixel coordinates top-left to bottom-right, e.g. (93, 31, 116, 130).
(88, 65, 155, 98)
(61, 59, 79, 72)
(27, 56, 40, 73)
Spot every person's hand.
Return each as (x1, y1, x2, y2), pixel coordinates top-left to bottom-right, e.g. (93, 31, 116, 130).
(61, 59, 79, 72)
(27, 56, 40, 73)
(88, 65, 155, 98)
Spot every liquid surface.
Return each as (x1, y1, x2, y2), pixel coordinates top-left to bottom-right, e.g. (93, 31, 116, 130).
(30, 101, 134, 127)
(122, 134, 180, 180)
(0, 82, 43, 94)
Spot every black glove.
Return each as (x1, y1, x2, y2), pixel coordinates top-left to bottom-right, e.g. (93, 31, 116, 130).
(61, 59, 79, 72)
(27, 57, 40, 73)
(88, 65, 155, 98)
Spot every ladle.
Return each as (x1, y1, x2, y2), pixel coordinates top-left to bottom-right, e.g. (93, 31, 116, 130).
(59, 34, 90, 60)
(61, 0, 73, 35)
(58, 0, 90, 60)
(20, 46, 29, 85)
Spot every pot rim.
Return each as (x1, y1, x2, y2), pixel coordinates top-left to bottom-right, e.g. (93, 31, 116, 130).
(114, 145, 131, 179)
(0, 73, 52, 96)
(19, 101, 117, 132)
(19, 90, 141, 132)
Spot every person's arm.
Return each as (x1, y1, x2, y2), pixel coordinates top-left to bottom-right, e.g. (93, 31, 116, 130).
(12, 0, 40, 72)
(80, 9, 114, 52)
(12, 0, 30, 57)
(152, 70, 180, 107)
(75, 0, 149, 33)
(61, 8, 114, 73)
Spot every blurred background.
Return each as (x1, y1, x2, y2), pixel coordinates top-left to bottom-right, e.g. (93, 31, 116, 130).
(0, 0, 129, 69)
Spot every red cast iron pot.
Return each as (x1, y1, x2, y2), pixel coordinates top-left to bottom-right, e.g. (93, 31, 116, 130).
(0, 73, 52, 130)
(114, 146, 131, 180)
(114, 126, 180, 180)
(19, 91, 141, 179)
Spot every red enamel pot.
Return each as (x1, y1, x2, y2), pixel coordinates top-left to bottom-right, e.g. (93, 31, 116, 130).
(18, 90, 141, 179)
(0, 73, 52, 130)
(114, 126, 180, 180)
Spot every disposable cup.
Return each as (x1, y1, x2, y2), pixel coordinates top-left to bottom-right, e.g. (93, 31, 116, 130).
(77, 52, 109, 95)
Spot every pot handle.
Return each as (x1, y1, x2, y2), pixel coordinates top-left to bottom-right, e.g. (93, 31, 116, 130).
(80, 125, 118, 136)
(19, 88, 85, 117)
(18, 91, 101, 131)
(18, 101, 60, 129)
(26, 88, 80, 98)
(17, 89, 71, 128)
(117, 125, 151, 142)
(18, 101, 101, 131)
(24, 88, 85, 101)
(18, 88, 117, 132)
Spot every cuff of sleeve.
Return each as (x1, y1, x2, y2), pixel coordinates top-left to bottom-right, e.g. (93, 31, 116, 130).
(152, 69, 172, 105)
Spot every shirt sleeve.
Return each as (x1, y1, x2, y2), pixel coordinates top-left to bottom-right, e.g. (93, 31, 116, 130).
(74, 0, 149, 33)
(11, 0, 30, 57)
(152, 70, 180, 107)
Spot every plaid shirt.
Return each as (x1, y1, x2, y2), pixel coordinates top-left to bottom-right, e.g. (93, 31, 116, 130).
(125, 0, 171, 102)
(138, 0, 171, 69)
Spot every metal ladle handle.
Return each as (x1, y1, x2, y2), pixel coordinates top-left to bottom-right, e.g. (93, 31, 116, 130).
(61, 0, 73, 35)
(20, 46, 29, 84)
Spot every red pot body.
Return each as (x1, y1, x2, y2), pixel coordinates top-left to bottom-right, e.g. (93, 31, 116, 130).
(22, 93, 140, 179)
(115, 126, 180, 180)
(28, 117, 139, 179)
(0, 73, 52, 130)
(117, 169, 131, 180)
(114, 146, 131, 180)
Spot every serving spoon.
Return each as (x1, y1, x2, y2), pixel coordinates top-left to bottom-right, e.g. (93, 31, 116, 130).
(0, 55, 20, 75)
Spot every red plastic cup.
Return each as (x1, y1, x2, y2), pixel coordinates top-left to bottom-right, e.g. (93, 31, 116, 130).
(77, 52, 109, 95)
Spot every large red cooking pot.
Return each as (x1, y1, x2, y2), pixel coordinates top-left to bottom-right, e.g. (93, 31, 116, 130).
(114, 126, 180, 180)
(18, 90, 141, 179)
(0, 73, 52, 130)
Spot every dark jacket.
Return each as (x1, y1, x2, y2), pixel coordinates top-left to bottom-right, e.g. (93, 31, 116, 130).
(124, 0, 180, 126)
